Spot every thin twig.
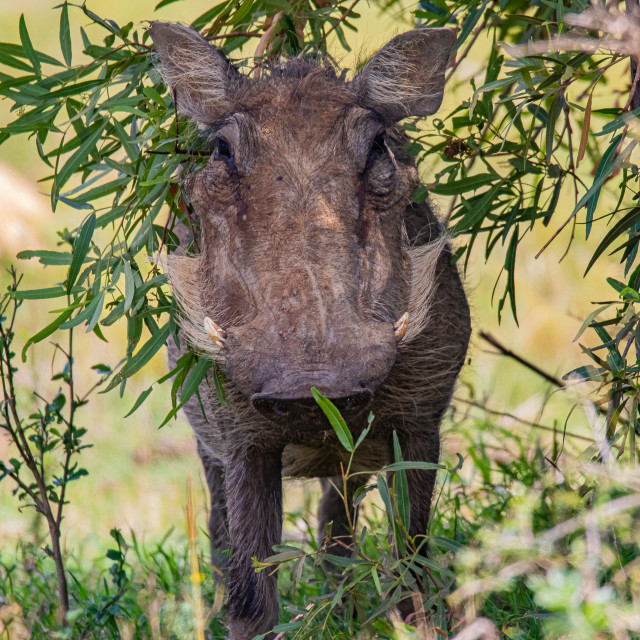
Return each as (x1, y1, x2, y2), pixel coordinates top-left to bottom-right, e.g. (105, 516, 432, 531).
(455, 396, 597, 445)
(478, 330, 565, 388)
(319, 0, 361, 48)
(446, 6, 495, 82)
(254, 11, 284, 69)
(205, 31, 262, 41)
(626, 0, 640, 110)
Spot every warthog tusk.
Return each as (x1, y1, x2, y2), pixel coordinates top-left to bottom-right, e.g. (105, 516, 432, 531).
(393, 312, 409, 341)
(204, 316, 227, 348)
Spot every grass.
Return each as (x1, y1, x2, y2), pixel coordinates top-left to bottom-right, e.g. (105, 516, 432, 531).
(2, 387, 639, 639)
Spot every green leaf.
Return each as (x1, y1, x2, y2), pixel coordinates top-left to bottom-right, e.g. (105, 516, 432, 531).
(17, 250, 88, 266)
(123, 260, 135, 312)
(21, 308, 74, 361)
(573, 304, 614, 342)
(383, 461, 445, 472)
(594, 106, 640, 137)
(124, 385, 154, 418)
(585, 134, 625, 238)
(12, 286, 82, 300)
(19, 14, 41, 77)
(59, 3, 72, 66)
(68, 213, 96, 293)
(562, 365, 605, 382)
(0, 42, 63, 67)
(432, 173, 496, 196)
(54, 120, 107, 199)
(213, 362, 228, 406)
(585, 206, 640, 274)
(0, 50, 32, 72)
(432, 536, 464, 553)
(473, 76, 513, 95)
(545, 94, 561, 165)
(112, 118, 138, 163)
(311, 388, 354, 452)
(498, 225, 519, 325)
(455, 0, 487, 51)
(371, 567, 382, 596)
(456, 181, 507, 232)
(160, 357, 213, 427)
(59, 292, 97, 329)
(231, 0, 257, 26)
(178, 356, 211, 407)
(104, 323, 171, 391)
(155, 0, 183, 8)
(392, 432, 410, 531)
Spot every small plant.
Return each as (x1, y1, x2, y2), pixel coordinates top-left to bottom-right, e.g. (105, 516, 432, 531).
(0, 267, 110, 620)
(247, 390, 459, 638)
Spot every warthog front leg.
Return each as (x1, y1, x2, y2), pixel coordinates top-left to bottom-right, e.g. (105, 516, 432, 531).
(225, 446, 283, 640)
(197, 444, 230, 573)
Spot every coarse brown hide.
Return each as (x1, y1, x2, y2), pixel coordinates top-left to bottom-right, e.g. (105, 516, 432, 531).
(150, 21, 471, 640)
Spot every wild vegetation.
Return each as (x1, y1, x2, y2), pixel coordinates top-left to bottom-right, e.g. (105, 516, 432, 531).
(1, 0, 640, 638)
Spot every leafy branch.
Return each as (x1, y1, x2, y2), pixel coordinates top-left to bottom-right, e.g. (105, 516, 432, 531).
(0, 267, 111, 619)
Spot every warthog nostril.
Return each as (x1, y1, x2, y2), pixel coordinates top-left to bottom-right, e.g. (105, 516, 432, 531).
(331, 392, 372, 416)
(251, 391, 372, 424)
(270, 401, 290, 416)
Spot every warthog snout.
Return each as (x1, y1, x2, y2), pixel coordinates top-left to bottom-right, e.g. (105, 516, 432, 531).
(223, 314, 399, 404)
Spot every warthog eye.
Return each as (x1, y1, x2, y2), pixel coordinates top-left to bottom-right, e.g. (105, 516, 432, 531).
(364, 132, 396, 194)
(365, 133, 386, 170)
(213, 136, 232, 162)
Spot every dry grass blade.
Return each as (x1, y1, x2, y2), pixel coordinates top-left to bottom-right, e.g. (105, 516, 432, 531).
(185, 475, 205, 640)
(254, 12, 283, 58)
(577, 92, 593, 167)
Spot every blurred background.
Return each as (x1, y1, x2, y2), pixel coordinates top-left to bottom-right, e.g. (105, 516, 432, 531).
(0, 0, 619, 551)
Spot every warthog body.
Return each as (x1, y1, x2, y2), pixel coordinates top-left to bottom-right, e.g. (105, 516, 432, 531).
(150, 22, 471, 639)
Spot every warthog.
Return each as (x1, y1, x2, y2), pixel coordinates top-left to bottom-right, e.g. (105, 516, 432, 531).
(150, 21, 471, 639)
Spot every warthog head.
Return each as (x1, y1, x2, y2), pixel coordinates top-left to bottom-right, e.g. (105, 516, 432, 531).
(151, 23, 455, 428)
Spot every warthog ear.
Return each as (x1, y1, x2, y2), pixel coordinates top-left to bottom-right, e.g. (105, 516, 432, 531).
(354, 29, 456, 121)
(149, 22, 239, 123)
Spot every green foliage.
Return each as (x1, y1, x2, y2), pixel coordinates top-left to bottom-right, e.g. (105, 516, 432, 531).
(0, 268, 111, 619)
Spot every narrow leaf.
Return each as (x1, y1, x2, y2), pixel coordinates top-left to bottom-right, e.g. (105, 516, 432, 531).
(19, 14, 41, 77)
(60, 3, 72, 66)
(585, 135, 625, 238)
(573, 304, 614, 342)
(383, 461, 446, 472)
(124, 386, 154, 418)
(311, 388, 354, 452)
(12, 286, 82, 300)
(545, 94, 560, 164)
(179, 357, 212, 407)
(392, 432, 410, 531)
(68, 213, 95, 293)
(21, 308, 74, 361)
(54, 121, 107, 198)
(585, 206, 640, 273)
(577, 92, 592, 167)
(432, 173, 496, 196)
(17, 250, 88, 266)
(123, 260, 135, 312)
(104, 323, 171, 391)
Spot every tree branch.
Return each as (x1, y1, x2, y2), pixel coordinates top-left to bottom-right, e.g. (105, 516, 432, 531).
(478, 330, 565, 388)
